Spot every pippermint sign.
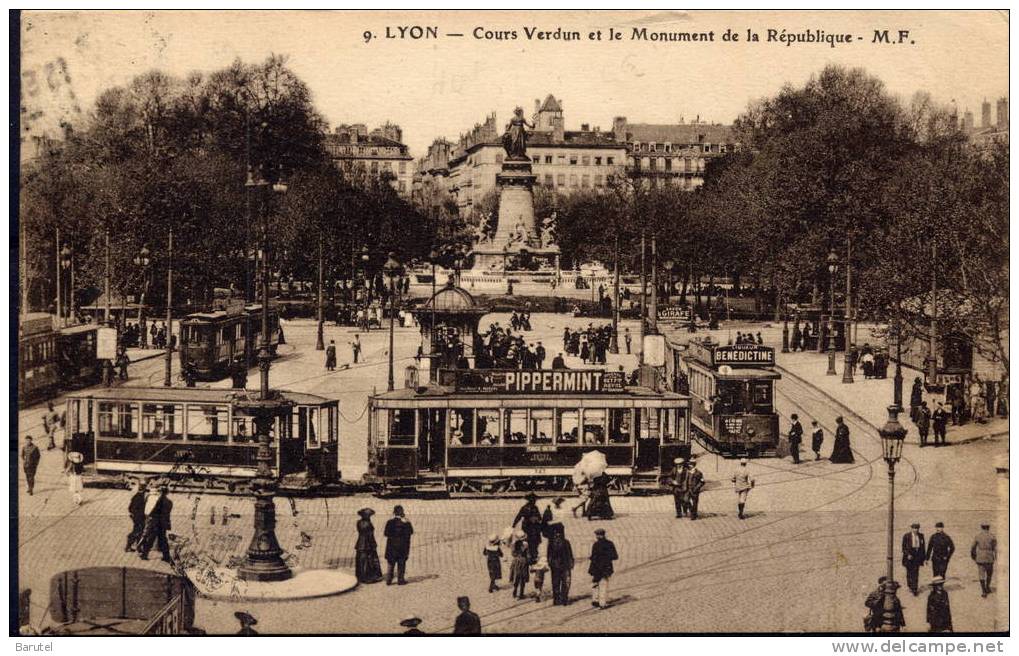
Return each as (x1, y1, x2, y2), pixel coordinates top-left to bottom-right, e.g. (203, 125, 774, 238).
(712, 344, 775, 366)
(452, 369, 625, 394)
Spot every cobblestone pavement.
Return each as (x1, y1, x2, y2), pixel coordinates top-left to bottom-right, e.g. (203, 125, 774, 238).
(16, 314, 1008, 634)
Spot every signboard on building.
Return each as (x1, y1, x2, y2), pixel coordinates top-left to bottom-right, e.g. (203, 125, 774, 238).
(712, 343, 775, 367)
(97, 327, 118, 360)
(447, 369, 625, 394)
(657, 305, 691, 322)
(643, 334, 666, 367)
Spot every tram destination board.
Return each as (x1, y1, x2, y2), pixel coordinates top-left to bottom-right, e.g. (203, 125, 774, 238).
(445, 369, 626, 394)
(711, 344, 775, 366)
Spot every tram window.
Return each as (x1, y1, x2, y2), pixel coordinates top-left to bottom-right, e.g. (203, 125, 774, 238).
(557, 409, 579, 443)
(389, 409, 416, 446)
(449, 409, 474, 446)
(232, 416, 255, 443)
(98, 402, 138, 439)
(608, 409, 632, 443)
(476, 409, 501, 446)
(186, 404, 229, 442)
(752, 382, 772, 409)
(530, 409, 554, 444)
(326, 406, 337, 443)
(638, 407, 661, 440)
(582, 409, 607, 445)
(307, 407, 320, 446)
(504, 409, 527, 444)
(663, 408, 682, 443)
(716, 381, 742, 414)
(293, 407, 320, 447)
(66, 400, 80, 433)
(141, 403, 183, 440)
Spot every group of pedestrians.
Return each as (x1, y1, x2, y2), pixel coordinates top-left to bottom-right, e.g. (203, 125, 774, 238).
(475, 322, 546, 370)
(786, 414, 854, 464)
(563, 324, 612, 365)
(324, 335, 362, 371)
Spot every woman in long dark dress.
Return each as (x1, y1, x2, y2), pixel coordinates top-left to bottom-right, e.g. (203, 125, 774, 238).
(355, 508, 384, 583)
(909, 377, 924, 423)
(586, 473, 614, 520)
(829, 417, 855, 464)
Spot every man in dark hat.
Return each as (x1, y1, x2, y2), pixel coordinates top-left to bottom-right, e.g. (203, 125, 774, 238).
(916, 401, 932, 447)
(21, 436, 40, 496)
(513, 492, 544, 562)
(926, 577, 952, 633)
(926, 521, 955, 579)
(589, 528, 618, 609)
(901, 522, 926, 595)
(548, 529, 575, 606)
(400, 617, 424, 635)
(125, 479, 148, 552)
(788, 414, 803, 464)
(453, 596, 481, 635)
(234, 611, 258, 636)
(384, 505, 414, 585)
(669, 457, 690, 518)
(686, 458, 705, 520)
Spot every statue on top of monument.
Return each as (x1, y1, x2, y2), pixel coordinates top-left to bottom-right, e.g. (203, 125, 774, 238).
(502, 107, 534, 160)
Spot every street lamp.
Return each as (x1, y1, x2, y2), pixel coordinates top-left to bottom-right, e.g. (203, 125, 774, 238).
(164, 229, 174, 387)
(609, 231, 620, 354)
(383, 252, 405, 392)
(315, 237, 325, 351)
(782, 309, 790, 353)
(892, 319, 904, 407)
(878, 404, 908, 632)
(826, 250, 838, 376)
(60, 244, 73, 324)
(133, 245, 152, 347)
(429, 247, 439, 363)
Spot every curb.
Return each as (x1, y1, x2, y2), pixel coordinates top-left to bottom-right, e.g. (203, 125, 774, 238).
(774, 362, 1008, 448)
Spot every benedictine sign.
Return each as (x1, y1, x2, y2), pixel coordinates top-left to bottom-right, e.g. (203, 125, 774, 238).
(447, 369, 626, 394)
(712, 344, 775, 366)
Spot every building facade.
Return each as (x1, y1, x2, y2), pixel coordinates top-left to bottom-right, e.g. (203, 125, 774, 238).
(324, 123, 414, 197)
(611, 116, 736, 190)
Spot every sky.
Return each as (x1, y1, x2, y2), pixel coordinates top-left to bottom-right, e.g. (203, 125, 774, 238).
(20, 10, 1010, 157)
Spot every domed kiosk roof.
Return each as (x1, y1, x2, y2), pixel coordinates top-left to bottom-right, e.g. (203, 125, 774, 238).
(423, 281, 484, 313)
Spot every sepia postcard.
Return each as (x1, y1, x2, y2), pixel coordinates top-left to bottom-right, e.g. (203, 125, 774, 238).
(13, 8, 1009, 642)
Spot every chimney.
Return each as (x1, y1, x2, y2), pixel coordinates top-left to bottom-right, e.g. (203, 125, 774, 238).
(981, 99, 991, 128)
(612, 116, 627, 141)
(581, 123, 589, 131)
(996, 97, 1008, 128)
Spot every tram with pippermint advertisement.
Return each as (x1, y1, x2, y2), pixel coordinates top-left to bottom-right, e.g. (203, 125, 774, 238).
(63, 387, 339, 492)
(675, 337, 781, 457)
(367, 368, 691, 495)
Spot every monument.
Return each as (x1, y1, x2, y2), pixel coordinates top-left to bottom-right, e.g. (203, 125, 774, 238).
(470, 107, 560, 272)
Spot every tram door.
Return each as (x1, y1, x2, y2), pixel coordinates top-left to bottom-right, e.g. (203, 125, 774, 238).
(635, 408, 661, 472)
(418, 409, 446, 472)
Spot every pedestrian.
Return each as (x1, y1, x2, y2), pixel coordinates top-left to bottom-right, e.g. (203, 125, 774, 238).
(970, 523, 997, 597)
(125, 479, 147, 552)
(535, 341, 546, 369)
(624, 328, 632, 354)
(234, 611, 259, 636)
(483, 534, 503, 592)
(552, 353, 567, 369)
(400, 617, 425, 635)
(788, 413, 803, 464)
(383, 505, 413, 585)
(570, 479, 590, 517)
(669, 457, 689, 518)
(589, 528, 618, 609)
(926, 521, 955, 579)
(756, 331, 763, 345)
(586, 473, 614, 520)
(355, 507, 384, 584)
(901, 522, 927, 596)
(509, 538, 530, 599)
(351, 335, 362, 363)
(927, 577, 953, 633)
(116, 349, 130, 381)
(916, 402, 932, 447)
(932, 402, 949, 446)
(829, 416, 855, 463)
(453, 596, 481, 635)
(731, 458, 754, 519)
(325, 340, 337, 371)
(542, 497, 567, 538)
(21, 436, 40, 496)
(909, 377, 924, 423)
(512, 492, 544, 562)
(43, 401, 60, 450)
(810, 420, 824, 460)
(686, 459, 705, 520)
(864, 575, 888, 632)
(66, 451, 85, 506)
(530, 555, 549, 603)
(547, 528, 574, 606)
(138, 483, 173, 563)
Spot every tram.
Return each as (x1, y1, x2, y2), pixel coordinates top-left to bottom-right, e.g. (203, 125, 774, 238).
(63, 387, 339, 491)
(675, 338, 781, 457)
(367, 368, 691, 495)
(19, 313, 59, 406)
(56, 324, 103, 389)
(179, 302, 280, 380)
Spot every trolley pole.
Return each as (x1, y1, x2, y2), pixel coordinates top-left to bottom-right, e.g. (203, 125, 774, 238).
(105, 230, 111, 325)
(649, 235, 658, 334)
(164, 228, 174, 387)
(842, 238, 854, 384)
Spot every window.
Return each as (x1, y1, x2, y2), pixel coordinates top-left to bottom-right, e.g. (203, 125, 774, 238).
(649, 158, 657, 171)
(544, 174, 554, 186)
(388, 409, 415, 446)
(142, 403, 182, 440)
(399, 161, 407, 173)
(632, 142, 641, 152)
(664, 158, 672, 171)
(557, 174, 566, 186)
(370, 161, 379, 173)
(581, 156, 590, 166)
(476, 409, 501, 446)
(232, 414, 255, 444)
(398, 181, 406, 192)
(582, 409, 607, 445)
(292, 406, 321, 447)
(545, 155, 553, 164)
(98, 402, 138, 439)
(504, 409, 527, 444)
(607, 157, 615, 166)
(449, 409, 474, 446)
(530, 409, 554, 444)
(580, 175, 590, 188)
(557, 409, 579, 443)
(642, 157, 651, 169)
(639, 407, 661, 440)
(649, 143, 657, 153)
(532, 156, 540, 165)
(663, 408, 686, 443)
(557, 155, 566, 165)
(664, 143, 672, 153)
(609, 409, 633, 443)
(569, 155, 578, 165)
(186, 405, 229, 442)
(569, 174, 578, 188)
(594, 156, 602, 165)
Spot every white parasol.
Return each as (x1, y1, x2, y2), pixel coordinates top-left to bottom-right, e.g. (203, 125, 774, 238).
(574, 450, 608, 482)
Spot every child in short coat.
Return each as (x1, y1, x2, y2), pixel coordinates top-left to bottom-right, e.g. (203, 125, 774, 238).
(483, 534, 503, 592)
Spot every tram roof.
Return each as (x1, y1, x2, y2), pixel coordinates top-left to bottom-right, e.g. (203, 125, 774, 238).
(64, 386, 334, 406)
(712, 368, 781, 380)
(372, 383, 688, 401)
(58, 323, 100, 336)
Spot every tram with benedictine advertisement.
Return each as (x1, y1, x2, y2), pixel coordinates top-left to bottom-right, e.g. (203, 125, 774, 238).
(677, 338, 781, 457)
(366, 368, 691, 495)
